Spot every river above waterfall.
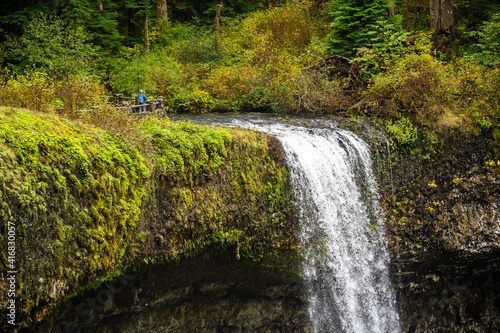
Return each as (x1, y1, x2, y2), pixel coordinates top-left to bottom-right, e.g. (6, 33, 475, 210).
(170, 113, 400, 333)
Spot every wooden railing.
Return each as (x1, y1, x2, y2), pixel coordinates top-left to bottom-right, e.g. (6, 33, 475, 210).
(108, 93, 166, 118)
(68, 94, 167, 119)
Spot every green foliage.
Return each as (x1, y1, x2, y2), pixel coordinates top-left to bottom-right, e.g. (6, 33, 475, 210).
(168, 23, 221, 64)
(403, 0, 429, 31)
(362, 53, 499, 143)
(363, 54, 451, 120)
(264, 72, 351, 114)
(237, 2, 321, 64)
(0, 71, 107, 112)
(7, 15, 95, 78)
(466, 12, 500, 66)
(453, 0, 500, 29)
(401, 0, 498, 31)
(106, 2, 327, 113)
(386, 117, 418, 146)
(203, 64, 263, 111)
(324, 0, 390, 57)
(353, 15, 412, 80)
(189, 90, 212, 113)
(201, 2, 326, 112)
(62, 0, 122, 58)
(139, 118, 230, 180)
(111, 50, 192, 106)
(169, 0, 287, 24)
(56, 75, 107, 112)
(138, 125, 295, 265)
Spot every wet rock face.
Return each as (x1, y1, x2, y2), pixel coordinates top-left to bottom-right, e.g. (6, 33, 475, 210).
(376, 130, 500, 333)
(432, 167, 500, 253)
(25, 258, 308, 333)
(394, 250, 500, 333)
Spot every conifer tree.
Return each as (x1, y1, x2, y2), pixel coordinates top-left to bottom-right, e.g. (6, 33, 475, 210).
(62, 0, 122, 57)
(325, 0, 390, 57)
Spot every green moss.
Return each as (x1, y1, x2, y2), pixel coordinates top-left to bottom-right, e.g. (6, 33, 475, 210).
(0, 107, 148, 326)
(0, 107, 296, 330)
(136, 123, 295, 266)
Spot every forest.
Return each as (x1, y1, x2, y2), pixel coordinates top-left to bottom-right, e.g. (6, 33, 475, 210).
(0, 0, 498, 143)
(0, 2, 499, 330)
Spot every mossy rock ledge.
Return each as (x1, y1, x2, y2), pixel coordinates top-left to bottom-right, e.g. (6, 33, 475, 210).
(2, 109, 500, 332)
(0, 107, 299, 332)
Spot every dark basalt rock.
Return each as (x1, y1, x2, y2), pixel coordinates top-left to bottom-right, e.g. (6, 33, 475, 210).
(394, 250, 500, 333)
(376, 128, 500, 333)
(24, 256, 308, 333)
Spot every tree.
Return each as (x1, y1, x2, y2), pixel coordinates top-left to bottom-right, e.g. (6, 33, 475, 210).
(155, 0, 168, 33)
(402, 0, 408, 29)
(324, 0, 390, 57)
(62, 0, 122, 57)
(429, 0, 453, 32)
(453, 0, 500, 29)
(7, 15, 95, 78)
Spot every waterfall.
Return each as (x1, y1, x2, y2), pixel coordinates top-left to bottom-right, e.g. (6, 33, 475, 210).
(276, 125, 399, 333)
(178, 115, 400, 333)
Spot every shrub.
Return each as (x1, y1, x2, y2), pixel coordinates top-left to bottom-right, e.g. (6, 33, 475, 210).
(165, 23, 221, 64)
(189, 90, 212, 113)
(386, 117, 418, 146)
(236, 2, 322, 66)
(459, 65, 500, 135)
(353, 16, 413, 80)
(294, 72, 351, 113)
(56, 75, 107, 112)
(0, 71, 55, 111)
(266, 72, 351, 114)
(324, 0, 390, 57)
(363, 54, 450, 120)
(204, 64, 261, 111)
(111, 51, 187, 99)
(466, 12, 500, 66)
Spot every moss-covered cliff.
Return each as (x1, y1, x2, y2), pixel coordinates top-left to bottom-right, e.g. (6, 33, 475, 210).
(374, 126, 499, 256)
(0, 107, 296, 331)
(2, 107, 500, 332)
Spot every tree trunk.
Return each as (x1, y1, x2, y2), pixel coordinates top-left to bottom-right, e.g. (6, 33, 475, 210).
(144, 12, 149, 54)
(430, 0, 453, 31)
(402, 0, 408, 30)
(440, 0, 453, 30)
(215, 4, 222, 52)
(430, 0, 440, 31)
(387, 0, 395, 18)
(156, 0, 168, 34)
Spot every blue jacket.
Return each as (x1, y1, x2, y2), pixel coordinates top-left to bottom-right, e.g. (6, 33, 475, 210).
(137, 93, 147, 104)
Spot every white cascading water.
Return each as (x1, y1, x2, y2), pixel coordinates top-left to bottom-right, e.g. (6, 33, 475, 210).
(276, 125, 400, 333)
(179, 115, 400, 332)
